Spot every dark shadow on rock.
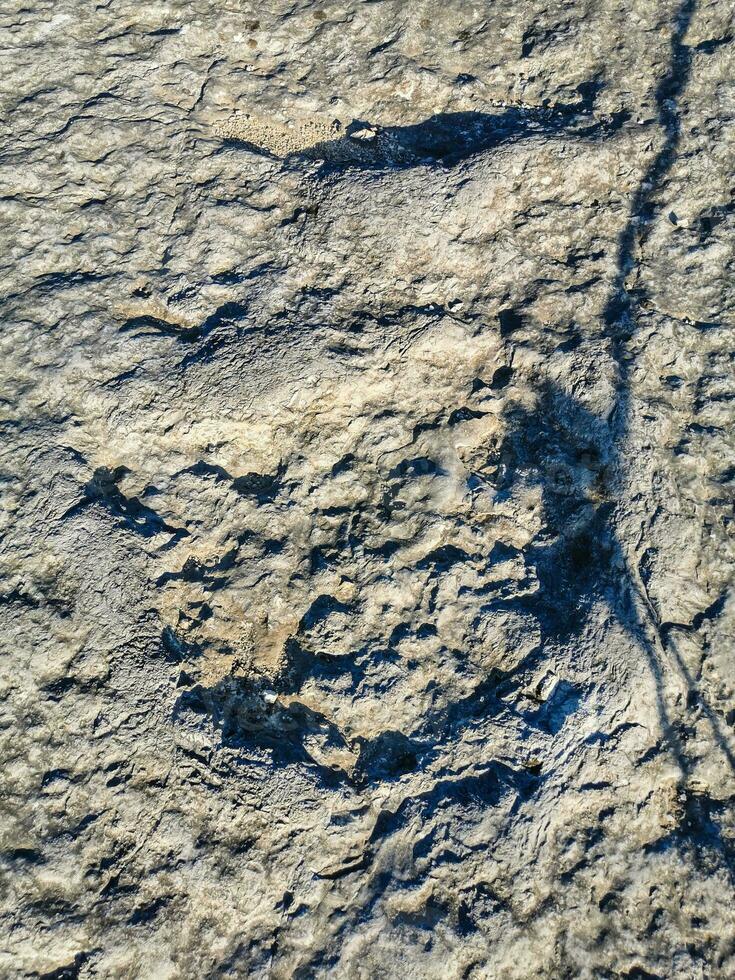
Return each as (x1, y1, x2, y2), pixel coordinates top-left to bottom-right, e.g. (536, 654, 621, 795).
(351, 730, 425, 786)
(605, 0, 699, 334)
(173, 677, 350, 789)
(119, 302, 248, 345)
(490, 380, 614, 638)
(491, 376, 735, 792)
(598, 0, 735, 796)
(62, 466, 187, 543)
(313, 101, 628, 171)
(223, 84, 628, 173)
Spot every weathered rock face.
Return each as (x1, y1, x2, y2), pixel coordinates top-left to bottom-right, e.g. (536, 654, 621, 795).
(1, 1, 734, 977)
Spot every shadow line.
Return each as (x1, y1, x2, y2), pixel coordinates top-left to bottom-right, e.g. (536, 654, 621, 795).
(601, 0, 735, 783)
(223, 88, 628, 172)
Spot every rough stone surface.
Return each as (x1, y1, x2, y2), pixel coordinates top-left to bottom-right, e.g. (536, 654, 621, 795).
(1, 1, 734, 977)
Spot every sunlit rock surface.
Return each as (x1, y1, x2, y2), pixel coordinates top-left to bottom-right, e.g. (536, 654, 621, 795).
(1, 1, 734, 976)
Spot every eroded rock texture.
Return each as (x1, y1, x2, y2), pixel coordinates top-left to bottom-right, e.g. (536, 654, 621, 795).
(1, 1, 734, 976)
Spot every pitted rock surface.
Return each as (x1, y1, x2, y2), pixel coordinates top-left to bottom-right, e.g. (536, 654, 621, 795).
(1, 1, 734, 977)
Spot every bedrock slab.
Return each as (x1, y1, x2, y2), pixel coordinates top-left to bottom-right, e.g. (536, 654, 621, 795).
(0, 1, 734, 977)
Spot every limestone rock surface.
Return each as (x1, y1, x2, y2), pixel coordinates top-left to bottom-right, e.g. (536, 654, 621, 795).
(1, 1, 734, 977)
